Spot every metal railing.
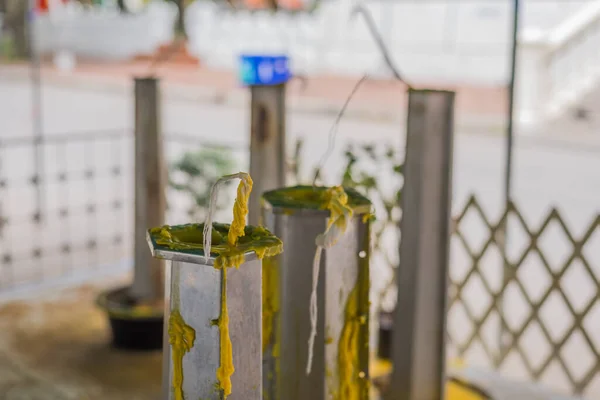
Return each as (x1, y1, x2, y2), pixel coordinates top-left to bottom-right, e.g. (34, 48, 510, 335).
(0, 130, 247, 290)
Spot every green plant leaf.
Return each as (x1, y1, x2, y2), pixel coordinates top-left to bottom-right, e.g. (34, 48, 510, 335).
(393, 164, 404, 175)
(168, 146, 236, 215)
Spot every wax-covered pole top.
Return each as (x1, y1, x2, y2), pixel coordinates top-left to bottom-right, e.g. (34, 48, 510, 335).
(262, 185, 372, 214)
(147, 172, 283, 268)
(147, 222, 283, 267)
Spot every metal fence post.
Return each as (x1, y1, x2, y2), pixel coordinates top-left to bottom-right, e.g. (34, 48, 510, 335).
(248, 84, 286, 226)
(262, 186, 371, 400)
(388, 90, 455, 400)
(147, 223, 281, 400)
(131, 77, 166, 302)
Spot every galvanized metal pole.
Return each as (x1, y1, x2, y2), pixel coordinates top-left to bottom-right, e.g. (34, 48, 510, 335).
(162, 256, 261, 400)
(131, 77, 166, 302)
(147, 225, 269, 400)
(248, 84, 286, 226)
(262, 186, 371, 400)
(388, 90, 455, 400)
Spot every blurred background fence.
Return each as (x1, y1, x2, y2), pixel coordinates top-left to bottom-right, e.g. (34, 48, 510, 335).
(0, 130, 247, 291)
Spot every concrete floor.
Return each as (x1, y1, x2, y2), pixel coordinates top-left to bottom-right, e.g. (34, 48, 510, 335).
(0, 281, 162, 400)
(0, 279, 586, 400)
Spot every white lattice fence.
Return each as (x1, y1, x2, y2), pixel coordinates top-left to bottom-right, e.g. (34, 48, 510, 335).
(448, 195, 600, 398)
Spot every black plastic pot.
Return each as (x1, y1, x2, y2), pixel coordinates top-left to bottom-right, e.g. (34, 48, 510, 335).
(97, 286, 164, 351)
(378, 310, 394, 360)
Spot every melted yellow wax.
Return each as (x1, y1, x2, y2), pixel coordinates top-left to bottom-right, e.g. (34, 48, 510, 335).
(216, 266, 235, 397)
(262, 256, 281, 400)
(148, 174, 282, 400)
(216, 174, 252, 398)
(321, 186, 354, 234)
(446, 380, 487, 400)
(262, 185, 371, 214)
(337, 284, 360, 400)
(336, 266, 370, 399)
(168, 309, 196, 400)
(149, 223, 282, 271)
(227, 174, 253, 246)
(369, 359, 487, 400)
(336, 204, 371, 400)
(322, 186, 366, 400)
(262, 256, 280, 353)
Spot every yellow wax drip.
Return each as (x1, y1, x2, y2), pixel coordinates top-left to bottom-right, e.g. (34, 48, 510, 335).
(227, 174, 253, 247)
(262, 256, 280, 352)
(217, 173, 253, 398)
(322, 186, 354, 234)
(336, 202, 370, 400)
(216, 266, 235, 398)
(168, 309, 196, 400)
(337, 284, 361, 400)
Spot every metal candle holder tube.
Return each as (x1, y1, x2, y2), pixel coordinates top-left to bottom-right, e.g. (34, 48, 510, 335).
(389, 89, 455, 400)
(261, 186, 371, 400)
(147, 230, 263, 400)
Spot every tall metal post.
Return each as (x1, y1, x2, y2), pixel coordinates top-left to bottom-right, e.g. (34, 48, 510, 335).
(131, 77, 166, 302)
(29, 0, 44, 223)
(241, 54, 289, 226)
(249, 85, 286, 226)
(388, 90, 455, 400)
(147, 223, 280, 400)
(262, 186, 371, 400)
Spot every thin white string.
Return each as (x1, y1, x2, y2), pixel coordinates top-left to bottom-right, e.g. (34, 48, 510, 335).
(306, 222, 345, 375)
(306, 245, 323, 375)
(203, 172, 249, 264)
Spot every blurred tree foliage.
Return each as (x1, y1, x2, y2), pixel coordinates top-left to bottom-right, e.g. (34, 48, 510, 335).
(2, 0, 29, 58)
(169, 146, 236, 220)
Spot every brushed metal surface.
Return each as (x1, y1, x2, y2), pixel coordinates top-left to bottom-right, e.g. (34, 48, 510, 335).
(167, 260, 221, 400)
(155, 255, 262, 400)
(131, 77, 166, 302)
(249, 84, 286, 226)
(389, 89, 455, 400)
(263, 206, 370, 400)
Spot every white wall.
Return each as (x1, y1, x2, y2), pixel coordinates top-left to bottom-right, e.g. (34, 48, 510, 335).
(336, 0, 592, 84)
(186, 0, 592, 85)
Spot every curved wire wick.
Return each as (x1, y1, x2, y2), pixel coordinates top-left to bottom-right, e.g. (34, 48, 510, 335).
(351, 3, 413, 88)
(311, 74, 368, 187)
(310, 3, 414, 187)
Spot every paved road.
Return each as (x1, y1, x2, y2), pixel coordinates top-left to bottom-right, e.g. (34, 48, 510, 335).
(1, 79, 600, 396)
